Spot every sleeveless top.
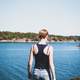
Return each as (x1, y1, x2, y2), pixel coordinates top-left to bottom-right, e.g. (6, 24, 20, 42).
(34, 44, 49, 70)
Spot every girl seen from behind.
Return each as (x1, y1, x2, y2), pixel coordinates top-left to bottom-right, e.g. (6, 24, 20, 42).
(28, 28, 56, 80)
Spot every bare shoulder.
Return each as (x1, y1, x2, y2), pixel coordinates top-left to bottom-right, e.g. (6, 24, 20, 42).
(33, 44, 38, 49)
(43, 44, 53, 55)
(32, 44, 38, 54)
(48, 45, 54, 56)
(48, 45, 53, 51)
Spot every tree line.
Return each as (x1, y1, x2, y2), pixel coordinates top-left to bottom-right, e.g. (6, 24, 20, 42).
(0, 31, 80, 41)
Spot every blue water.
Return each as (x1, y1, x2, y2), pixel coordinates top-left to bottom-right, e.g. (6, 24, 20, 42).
(0, 42, 80, 80)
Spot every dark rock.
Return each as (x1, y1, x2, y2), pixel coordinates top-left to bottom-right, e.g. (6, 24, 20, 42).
(70, 77, 80, 80)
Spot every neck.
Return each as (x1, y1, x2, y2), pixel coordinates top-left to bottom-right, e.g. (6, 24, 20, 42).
(39, 38, 48, 44)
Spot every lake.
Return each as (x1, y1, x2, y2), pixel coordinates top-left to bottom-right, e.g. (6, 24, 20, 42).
(0, 42, 80, 80)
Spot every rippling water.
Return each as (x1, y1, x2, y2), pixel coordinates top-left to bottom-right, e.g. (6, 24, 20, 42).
(0, 42, 80, 80)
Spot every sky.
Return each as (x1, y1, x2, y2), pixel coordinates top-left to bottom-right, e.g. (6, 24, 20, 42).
(0, 0, 80, 36)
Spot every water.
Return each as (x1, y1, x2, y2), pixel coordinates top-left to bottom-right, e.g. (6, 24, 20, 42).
(0, 42, 80, 80)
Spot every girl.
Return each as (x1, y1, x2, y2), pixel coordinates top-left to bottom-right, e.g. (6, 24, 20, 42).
(28, 29, 56, 80)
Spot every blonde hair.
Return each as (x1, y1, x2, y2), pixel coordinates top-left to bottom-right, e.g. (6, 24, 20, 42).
(39, 29, 48, 39)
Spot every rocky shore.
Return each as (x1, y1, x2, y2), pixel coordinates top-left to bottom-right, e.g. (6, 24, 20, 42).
(70, 77, 80, 80)
(0, 38, 38, 42)
(0, 38, 79, 43)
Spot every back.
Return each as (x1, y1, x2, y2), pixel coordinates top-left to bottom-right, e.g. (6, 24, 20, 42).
(34, 44, 49, 70)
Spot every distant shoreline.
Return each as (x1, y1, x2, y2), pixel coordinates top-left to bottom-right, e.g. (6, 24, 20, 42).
(0, 39, 80, 43)
(0, 31, 80, 42)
